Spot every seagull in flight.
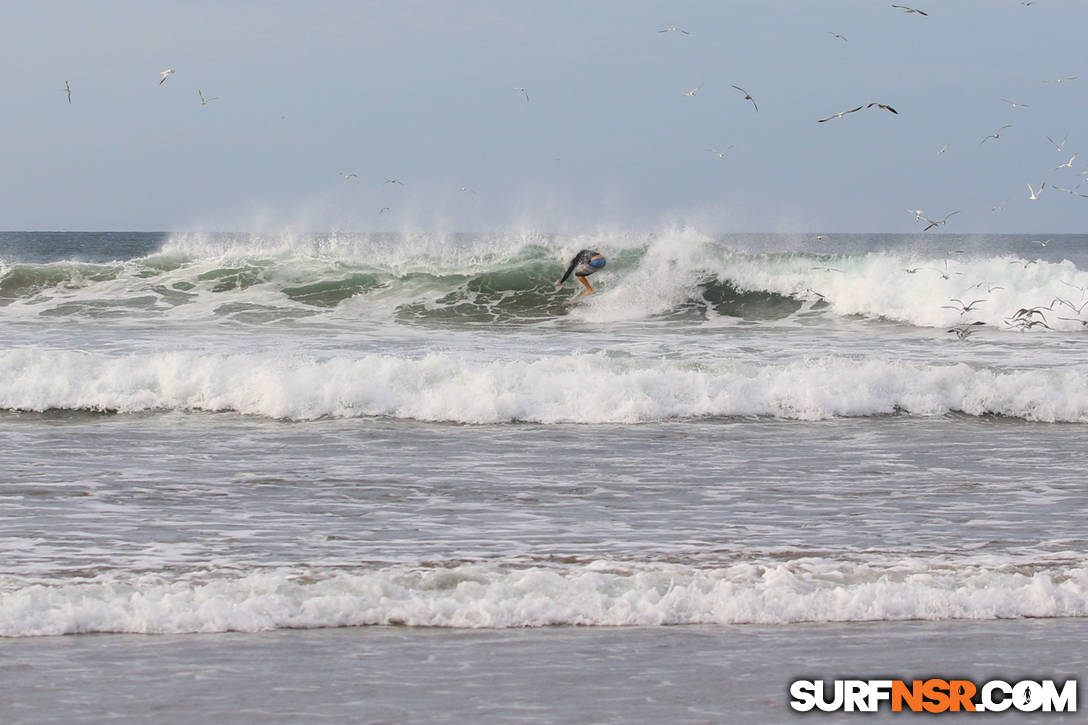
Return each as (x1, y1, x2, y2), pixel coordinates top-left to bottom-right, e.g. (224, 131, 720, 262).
(920, 211, 959, 231)
(513, 87, 529, 103)
(1043, 76, 1077, 84)
(891, 4, 928, 16)
(980, 124, 1012, 144)
(683, 84, 703, 97)
(1000, 98, 1030, 108)
(947, 321, 985, 340)
(731, 85, 758, 112)
(386, 178, 404, 186)
(1051, 185, 1088, 198)
(459, 186, 477, 194)
(159, 68, 175, 85)
(62, 80, 72, 104)
(827, 31, 848, 42)
(1047, 134, 1068, 152)
(198, 90, 218, 105)
(338, 171, 359, 180)
(658, 26, 689, 35)
(937, 144, 949, 155)
(1028, 182, 1045, 200)
(1032, 239, 1051, 247)
(819, 106, 864, 122)
(867, 102, 898, 115)
(1055, 154, 1078, 169)
(942, 298, 987, 314)
(707, 146, 734, 158)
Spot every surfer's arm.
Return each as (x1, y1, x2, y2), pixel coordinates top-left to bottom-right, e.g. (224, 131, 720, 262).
(556, 259, 578, 285)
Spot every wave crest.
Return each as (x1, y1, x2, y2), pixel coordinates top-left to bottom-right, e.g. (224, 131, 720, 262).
(3, 349, 1087, 423)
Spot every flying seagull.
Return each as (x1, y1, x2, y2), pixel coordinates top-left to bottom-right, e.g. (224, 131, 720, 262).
(385, 178, 404, 186)
(948, 322, 992, 339)
(1027, 182, 1045, 200)
(891, 4, 928, 15)
(942, 298, 987, 314)
(937, 144, 949, 155)
(198, 90, 218, 105)
(867, 102, 898, 115)
(513, 87, 529, 102)
(1055, 154, 1077, 170)
(980, 124, 1012, 144)
(1000, 98, 1030, 108)
(920, 211, 959, 231)
(707, 146, 734, 158)
(1043, 76, 1077, 84)
(379, 207, 390, 214)
(818, 106, 863, 122)
(1047, 134, 1068, 152)
(63, 80, 71, 104)
(658, 26, 689, 35)
(731, 84, 757, 111)
(338, 172, 359, 180)
(159, 68, 175, 85)
(683, 84, 703, 97)
(827, 31, 847, 42)
(459, 186, 477, 194)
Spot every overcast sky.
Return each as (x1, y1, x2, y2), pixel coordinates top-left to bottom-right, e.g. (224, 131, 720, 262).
(2, 1, 1087, 233)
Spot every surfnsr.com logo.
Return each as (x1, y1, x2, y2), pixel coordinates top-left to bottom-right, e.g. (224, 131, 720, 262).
(789, 679, 1077, 713)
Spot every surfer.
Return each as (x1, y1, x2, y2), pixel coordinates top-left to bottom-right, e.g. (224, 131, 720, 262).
(555, 249, 606, 295)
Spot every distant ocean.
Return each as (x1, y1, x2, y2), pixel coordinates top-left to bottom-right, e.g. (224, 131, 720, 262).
(1, 229, 1085, 722)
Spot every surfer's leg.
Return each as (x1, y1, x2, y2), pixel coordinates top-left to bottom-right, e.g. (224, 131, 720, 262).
(577, 275, 594, 295)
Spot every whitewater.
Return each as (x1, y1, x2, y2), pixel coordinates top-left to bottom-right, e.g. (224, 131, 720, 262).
(2, 229, 1086, 722)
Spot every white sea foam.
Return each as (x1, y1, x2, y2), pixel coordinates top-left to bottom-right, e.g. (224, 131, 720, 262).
(2, 348, 1087, 423)
(2, 558, 1085, 636)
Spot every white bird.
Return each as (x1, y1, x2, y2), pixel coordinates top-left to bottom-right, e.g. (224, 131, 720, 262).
(891, 4, 928, 16)
(1051, 185, 1088, 198)
(513, 87, 529, 102)
(1043, 76, 1077, 84)
(937, 144, 949, 155)
(827, 31, 847, 42)
(1055, 154, 1077, 170)
(379, 207, 390, 214)
(159, 68, 175, 85)
(385, 178, 404, 186)
(731, 85, 758, 112)
(980, 124, 1012, 144)
(63, 80, 71, 104)
(818, 106, 863, 123)
(658, 26, 689, 35)
(198, 90, 218, 105)
(942, 298, 987, 314)
(459, 186, 477, 194)
(1028, 182, 1045, 200)
(1032, 239, 1051, 247)
(1047, 134, 1068, 152)
(706, 146, 734, 158)
(920, 211, 959, 231)
(338, 171, 359, 180)
(947, 321, 985, 340)
(1000, 98, 1030, 108)
(683, 84, 703, 97)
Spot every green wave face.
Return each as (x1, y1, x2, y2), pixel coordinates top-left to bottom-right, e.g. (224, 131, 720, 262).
(0, 250, 818, 325)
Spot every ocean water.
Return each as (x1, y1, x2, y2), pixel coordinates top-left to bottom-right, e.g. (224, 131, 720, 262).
(1, 229, 1086, 722)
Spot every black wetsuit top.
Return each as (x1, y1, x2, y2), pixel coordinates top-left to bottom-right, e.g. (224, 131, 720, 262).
(558, 249, 602, 284)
